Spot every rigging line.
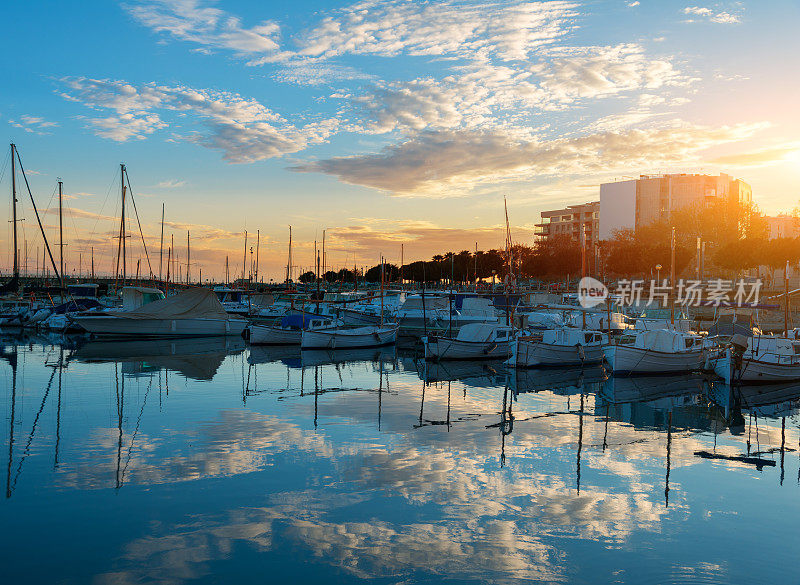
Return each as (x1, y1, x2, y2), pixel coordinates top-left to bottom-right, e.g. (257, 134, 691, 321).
(11, 366, 57, 492)
(123, 168, 153, 278)
(75, 166, 119, 265)
(120, 376, 152, 484)
(14, 149, 61, 281)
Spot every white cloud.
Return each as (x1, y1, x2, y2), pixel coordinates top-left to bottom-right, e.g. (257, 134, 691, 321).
(9, 114, 59, 135)
(155, 179, 187, 188)
(60, 77, 337, 162)
(124, 0, 579, 65)
(272, 61, 377, 86)
(531, 44, 689, 103)
(292, 0, 579, 62)
(123, 0, 286, 63)
(293, 123, 765, 196)
(683, 6, 742, 24)
(628, 1, 640, 6)
(346, 44, 690, 134)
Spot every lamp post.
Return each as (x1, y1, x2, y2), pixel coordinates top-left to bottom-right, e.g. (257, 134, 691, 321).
(656, 264, 662, 283)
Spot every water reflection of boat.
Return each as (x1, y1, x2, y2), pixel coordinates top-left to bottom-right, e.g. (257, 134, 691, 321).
(69, 336, 245, 380)
(247, 344, 302, 365)
(597, 374, 711, 432)
(511, 366, 604, 395)
(300, 346, 398, 368)
(599, 374, 705, 404)
(708, 380, 800, 420)
(421, 358, 508, 388)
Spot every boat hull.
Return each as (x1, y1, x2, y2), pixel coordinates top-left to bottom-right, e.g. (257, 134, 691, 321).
(604, 344, 704, 375)
(511, 339, 604, 367)
(249, 324, 301, 345)
(72, 316, 248, 337)
(714, 349, 800, 383)
(424, 337, 512, 360)
(301, 326, 399, 349)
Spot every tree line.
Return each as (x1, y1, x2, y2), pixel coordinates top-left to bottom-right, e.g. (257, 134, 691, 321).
(294, 200, 800, 284)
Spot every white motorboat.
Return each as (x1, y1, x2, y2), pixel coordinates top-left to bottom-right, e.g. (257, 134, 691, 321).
(301, 324, 399, 349)
(250, 314, 339, 345)
(508, 328, 607, 368)
(423, 323, 514, 360)
(604, 329, 704, 375)
(71, 288, 247, 337)
(714, 334, 800, 384)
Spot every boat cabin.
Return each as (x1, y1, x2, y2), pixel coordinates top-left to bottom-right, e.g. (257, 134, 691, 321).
(632, 329, 702, 352)
(454, 323, 513, 342)
(541, 328, 606, 346)
(280, 314, 335, 331)
(121, 287, 165, 311)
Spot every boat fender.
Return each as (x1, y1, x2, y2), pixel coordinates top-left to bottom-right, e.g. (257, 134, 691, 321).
(483, 343, 498, 355)
(575, 343, 585, 362)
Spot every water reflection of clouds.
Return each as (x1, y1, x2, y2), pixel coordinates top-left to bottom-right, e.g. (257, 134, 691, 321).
(15, 350, 794, 585)
(58, 410, 331, 489)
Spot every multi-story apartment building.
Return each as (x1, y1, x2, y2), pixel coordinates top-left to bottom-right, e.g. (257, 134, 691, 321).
(535, 201, 599, 246)
(765, 214, 800, 239)
(598, 173, 752, 239)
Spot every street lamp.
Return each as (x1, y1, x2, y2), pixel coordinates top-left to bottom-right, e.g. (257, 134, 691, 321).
(655, 264, 662, 282)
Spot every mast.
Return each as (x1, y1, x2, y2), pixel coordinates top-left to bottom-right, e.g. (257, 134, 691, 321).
(242, 230, 247, 286)
(11, 144, 18, 279)
(286, 226, 292, 284)
(784, 260, 789, 338)
(186, 230, 190, 284)
(58, 180, 64, 289)
(159, 203, 164, 282)
(255, 229, 260, 284)
(91, 247, 94, 280)
(121, 164, 126, 283)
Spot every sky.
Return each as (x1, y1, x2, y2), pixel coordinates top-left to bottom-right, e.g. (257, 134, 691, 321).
(2, 0, 799, 281)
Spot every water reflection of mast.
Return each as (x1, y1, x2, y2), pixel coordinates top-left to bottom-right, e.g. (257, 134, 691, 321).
(418, 381, 425, 427)
(780, 417, 785, 486)
(5, 346, 18, 499)
(576, 391, 584, 494)
(665, 410, 672, 507)
(54, 347, 63, 468)
(377, 360, 383, 431)
(115, 363, 124, 490)
(314, 365, 319, 429)
(499, 384, 514, 467)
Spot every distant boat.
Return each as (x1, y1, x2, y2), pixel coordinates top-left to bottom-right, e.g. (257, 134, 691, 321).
(604, 329, 704, 375)
(250, 314, 340, 345)
(301, 324, 399, 349)
(71, 288, 247, 337)
(509, 328, 607, 367)
(423, 322, 513, 360)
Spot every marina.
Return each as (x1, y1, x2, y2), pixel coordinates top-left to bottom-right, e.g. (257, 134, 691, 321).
(3, 1, 800, 582)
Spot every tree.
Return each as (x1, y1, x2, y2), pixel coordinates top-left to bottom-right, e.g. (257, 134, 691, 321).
(298, 271, 316, 283)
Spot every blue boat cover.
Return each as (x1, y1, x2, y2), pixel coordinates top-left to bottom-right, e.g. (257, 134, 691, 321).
(280, 314, 306, 329)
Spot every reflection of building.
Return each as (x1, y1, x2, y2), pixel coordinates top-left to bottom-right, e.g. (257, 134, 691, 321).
(765, 214, 800, 239)
(535, 201, 599, 246)
(599, 173, 752, 240)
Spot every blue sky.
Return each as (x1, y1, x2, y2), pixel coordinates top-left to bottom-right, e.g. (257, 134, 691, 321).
(2, 0, 799, 280)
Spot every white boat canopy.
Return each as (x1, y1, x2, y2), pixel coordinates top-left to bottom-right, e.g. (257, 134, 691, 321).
(122, 288, 230, 320)
(633, 329, 698, 352)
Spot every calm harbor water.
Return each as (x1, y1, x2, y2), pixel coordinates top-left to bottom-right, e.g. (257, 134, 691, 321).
(1, 332, 799, 584)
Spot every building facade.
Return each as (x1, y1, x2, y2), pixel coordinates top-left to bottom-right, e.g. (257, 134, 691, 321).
(765, 214, 800, 239)
(535, 201, 599, 246)
(598, 173, 752, 240)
